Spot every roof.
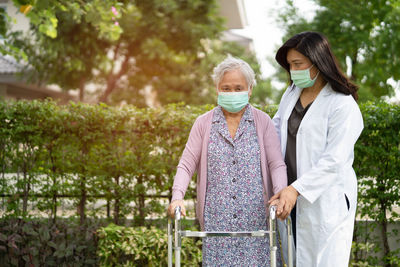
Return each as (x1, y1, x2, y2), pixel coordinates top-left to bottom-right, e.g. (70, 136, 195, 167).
(0, 54, 24, 74)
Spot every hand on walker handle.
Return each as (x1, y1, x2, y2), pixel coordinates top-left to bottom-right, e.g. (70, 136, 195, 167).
(168, 199, 186, 218)
(268, 185, 299, 220)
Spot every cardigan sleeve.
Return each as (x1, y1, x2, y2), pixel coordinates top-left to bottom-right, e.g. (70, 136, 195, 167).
(263, 115, 288, 195)
(171, 116, 204, 201)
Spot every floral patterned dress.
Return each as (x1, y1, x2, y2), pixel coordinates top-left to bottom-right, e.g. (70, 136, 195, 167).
(203, 105, 281, 267)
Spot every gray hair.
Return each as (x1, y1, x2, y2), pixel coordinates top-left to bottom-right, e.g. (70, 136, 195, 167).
(212, 56, 256, 89)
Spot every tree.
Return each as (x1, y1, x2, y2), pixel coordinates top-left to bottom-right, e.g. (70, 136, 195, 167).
(142, 39, 275, 107)
(7, 0, 272, 106)
(7, 0, 225, 104)
(276, 0, 400, 101)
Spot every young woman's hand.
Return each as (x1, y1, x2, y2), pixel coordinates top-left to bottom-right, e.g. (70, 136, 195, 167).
(167, 199, 186, 218)
(268, 186, 299, 220)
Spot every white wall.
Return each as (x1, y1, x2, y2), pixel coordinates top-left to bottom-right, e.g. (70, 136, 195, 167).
(1, 0, 30, 34)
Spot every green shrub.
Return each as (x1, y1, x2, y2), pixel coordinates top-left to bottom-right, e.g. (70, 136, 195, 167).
(0, 218, 101, 266)
(353, 101, 400, 265)
(1, 99, 400, 265)
(97, 223, 202, 266)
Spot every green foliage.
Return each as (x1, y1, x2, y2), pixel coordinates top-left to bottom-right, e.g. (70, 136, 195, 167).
(11, 0, 123, 40)
(350, 242, 376, 267)
(5, 0, 270, 106)
(0, 218, 100, 266)
(5, 0, 230, 105)
(276, 0, 400, 101)
(97, 223, 202, 266)
(0, 99, 213, 223)
(1, 99, 400, 265)
(354, 101, 400, 265)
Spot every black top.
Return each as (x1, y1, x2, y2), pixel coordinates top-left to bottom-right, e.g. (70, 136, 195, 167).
(285, 98, 313, 185)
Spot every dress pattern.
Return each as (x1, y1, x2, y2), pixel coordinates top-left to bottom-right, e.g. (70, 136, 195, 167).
(203, 105, 280, 267)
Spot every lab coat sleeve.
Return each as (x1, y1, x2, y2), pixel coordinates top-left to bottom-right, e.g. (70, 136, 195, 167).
(171, 117, 203, 201)
(291, 98, 364, 204)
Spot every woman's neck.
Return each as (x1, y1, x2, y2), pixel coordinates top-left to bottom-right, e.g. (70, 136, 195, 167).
(222, 106, 246, 120)
(303, 75, 326, 95)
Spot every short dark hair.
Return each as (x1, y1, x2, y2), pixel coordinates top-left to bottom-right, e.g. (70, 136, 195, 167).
(275, 31, 358, 101)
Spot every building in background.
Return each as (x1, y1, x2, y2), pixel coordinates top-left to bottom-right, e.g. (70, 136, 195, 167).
(0, 0, 76, 103)
(218, 0, 254, 52)
(0, 55, 75, 103)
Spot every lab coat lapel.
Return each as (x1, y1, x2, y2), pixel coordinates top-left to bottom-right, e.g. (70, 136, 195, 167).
(283, 86, 302, 122)
(280, 86, 302, 156)
(298, 83, 332, 130)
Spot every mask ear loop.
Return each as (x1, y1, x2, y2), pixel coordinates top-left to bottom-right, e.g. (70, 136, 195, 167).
(309, 64, 320, 81)
(311, 71, 320, 81)
(310, 70, 320, 81)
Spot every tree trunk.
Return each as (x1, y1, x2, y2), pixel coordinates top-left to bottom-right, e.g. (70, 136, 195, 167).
(113, 176, 120, 225)
(379, 201, 391, 267)
(350, 51, 358, 81)
(49, 148, 57, 223)
(99, 76, 117, 103)
(78, 146, 88, 225)
(98, 50, 132, 103)
(52, 177, 57, 223)
(22, 172, 28, 215)
(136, 174, 145, 226)
(79, 77, 85, 102)
(78, 176, 86, 225)
(22, 161, 29, 216)
(107, 200, 110, 218)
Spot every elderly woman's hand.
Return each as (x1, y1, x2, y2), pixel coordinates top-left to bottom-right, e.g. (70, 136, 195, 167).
(268, 186, 299, 220)
(167, 199, 186, 218)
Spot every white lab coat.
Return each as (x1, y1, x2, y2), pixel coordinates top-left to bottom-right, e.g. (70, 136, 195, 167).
(273, 83, 363, 267)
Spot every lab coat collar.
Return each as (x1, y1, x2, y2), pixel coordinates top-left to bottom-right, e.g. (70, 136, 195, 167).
(289, 82, 333, 98)
(283, 83, 333, 123)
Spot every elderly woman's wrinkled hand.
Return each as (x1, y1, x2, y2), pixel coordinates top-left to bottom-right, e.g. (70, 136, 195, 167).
(167, 199, 186, 218)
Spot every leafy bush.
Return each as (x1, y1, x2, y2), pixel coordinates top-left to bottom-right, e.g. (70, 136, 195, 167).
(353, 101, 400, 265)
(1, 99, 400, 265)
(0, 99, 212, 224)
(0, 218, 101, 266)
(97, 223, 202, 266)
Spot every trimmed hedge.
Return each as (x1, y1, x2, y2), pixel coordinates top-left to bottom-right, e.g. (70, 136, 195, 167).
(0, 99, 213, 224)
(0, 99, 399, 265)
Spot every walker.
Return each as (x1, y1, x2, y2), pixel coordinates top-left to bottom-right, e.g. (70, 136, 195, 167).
(167, 206, 294, 267)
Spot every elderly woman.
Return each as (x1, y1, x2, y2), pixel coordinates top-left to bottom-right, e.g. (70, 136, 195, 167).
(167, 56, 287, 266)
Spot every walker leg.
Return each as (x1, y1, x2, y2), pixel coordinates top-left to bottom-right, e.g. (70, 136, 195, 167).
(168, 219, 173, 267)
(287, 217, 293, 267)
(174, 207, 182, 267)
(271, 246, 277, 267)
(269, 206, 277, 267)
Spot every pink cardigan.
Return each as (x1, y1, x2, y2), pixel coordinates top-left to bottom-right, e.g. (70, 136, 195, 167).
(172, 105, 287, 230)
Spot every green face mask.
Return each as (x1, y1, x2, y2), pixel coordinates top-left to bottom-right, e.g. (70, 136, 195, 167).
(217, 91, 249, 113)
(290, 65, 320, 88)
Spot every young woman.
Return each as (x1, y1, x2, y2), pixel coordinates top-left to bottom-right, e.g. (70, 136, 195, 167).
(269, 32, 364, 266)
